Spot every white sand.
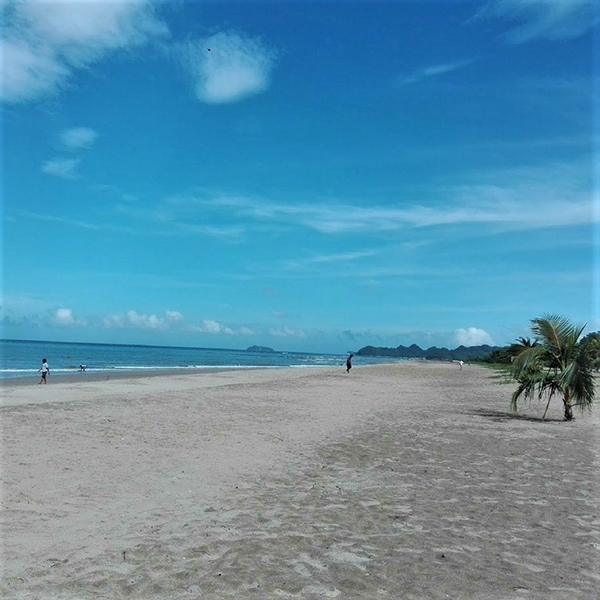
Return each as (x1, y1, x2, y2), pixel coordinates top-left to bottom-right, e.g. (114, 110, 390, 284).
(1, 363, 599, 599)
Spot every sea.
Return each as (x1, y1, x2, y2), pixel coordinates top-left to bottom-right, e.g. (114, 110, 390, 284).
(0, 339, 396, 380)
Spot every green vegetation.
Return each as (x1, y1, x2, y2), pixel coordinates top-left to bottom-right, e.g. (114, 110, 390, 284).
(474, 337, 535, 366)
(579, 331, 600, 371)
(356, 344, 499, 361)
(510, 315, 595, 421)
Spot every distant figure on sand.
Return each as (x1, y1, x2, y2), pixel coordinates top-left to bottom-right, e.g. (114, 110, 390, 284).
(38, 358, 50, 384)
(459, 360, 464, 370)
(79, 365, 87, 372)
(346, 354, 353, 373)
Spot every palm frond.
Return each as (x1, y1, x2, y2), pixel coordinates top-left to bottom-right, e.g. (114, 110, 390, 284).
(510, 369, 555, 410)
(511, 345, 547, 377)
(532, 314, 578, 357)
(511, 379, 537, 411)
(560, 357, 595, 408)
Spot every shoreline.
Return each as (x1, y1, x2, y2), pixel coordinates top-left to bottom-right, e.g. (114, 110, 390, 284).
(0, 366, 271, 388)
(0, 360, 411, 391)
(2, 362, 598, 599)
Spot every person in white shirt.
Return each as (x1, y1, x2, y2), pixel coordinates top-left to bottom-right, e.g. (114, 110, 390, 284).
(38, 358, 50, 384)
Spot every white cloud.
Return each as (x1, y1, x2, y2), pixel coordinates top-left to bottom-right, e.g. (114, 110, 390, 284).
(202, 319, 222, 334)
(54, 307, 85, 326)
(41, 157, 80, 179)
(269, 326, 306, 339)
(60, 127, 98, 150)
(402, 60, 473, 85)
(16, 0, 167, 53)
(238, 326, 254, 335)
(271, 310, 286, 319)
(103, 310, 171, 330)
(126, 310, 167, 330)
(166, 310, 183, 321)
(0, 36, 70, 102)
(179, 31, 278, 104)
(1, 0, 168, 103)
(454, 327, 495, 347)
(474, 0, 599, 44)
(201, 319, 235, 335)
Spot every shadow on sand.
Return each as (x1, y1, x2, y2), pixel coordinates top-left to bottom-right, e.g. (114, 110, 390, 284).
(470, 408, 564, 423)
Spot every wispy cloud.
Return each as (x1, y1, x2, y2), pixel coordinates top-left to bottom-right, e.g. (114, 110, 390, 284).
(41, 127, 98, 179)
(24, 212, 140, 235)
(29, 155, 598, 239)
(1, 0, 168, 103)
(113, 201, 247, 239)
(41, 157, 80, 179)
(0, 293, 51, 317)
(60, 127, 98, 150)
(178, 31, 279, 103)
(243, 260, 477, 284)
(174, 223, 246, 239)
(402, 59, 473, 85)
(200, 172, 595, 234)
(283, 250, 379, 270)
(474, 0, 599, 44)
(269, 326, 306, 339)
(341, 329, 368, 342)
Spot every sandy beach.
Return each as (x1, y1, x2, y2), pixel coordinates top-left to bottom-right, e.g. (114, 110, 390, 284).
(1, 362, 598, 599)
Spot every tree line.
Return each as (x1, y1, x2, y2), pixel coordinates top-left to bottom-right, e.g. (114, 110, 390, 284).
(356, 344, 500, 361)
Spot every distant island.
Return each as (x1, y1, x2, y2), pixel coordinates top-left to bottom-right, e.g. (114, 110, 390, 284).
(356, 343, 500, 361)
(247, 345, 275, 353)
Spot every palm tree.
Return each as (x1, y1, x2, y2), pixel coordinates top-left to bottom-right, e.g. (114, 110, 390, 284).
(507, 337, 537, 362)
(511, 314, 595, 421)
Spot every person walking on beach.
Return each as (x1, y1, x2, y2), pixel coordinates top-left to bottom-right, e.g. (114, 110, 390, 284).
(346, 354, 353, 373)
(38, 358, 50, 384)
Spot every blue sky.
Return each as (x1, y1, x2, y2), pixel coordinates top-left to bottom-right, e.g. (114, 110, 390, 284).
(1, 0, 599, 353)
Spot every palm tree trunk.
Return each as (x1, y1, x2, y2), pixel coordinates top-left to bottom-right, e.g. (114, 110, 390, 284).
(563, 391, 573, 421)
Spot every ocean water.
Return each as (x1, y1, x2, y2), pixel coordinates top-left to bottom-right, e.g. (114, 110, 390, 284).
(0, 339, 394, 380)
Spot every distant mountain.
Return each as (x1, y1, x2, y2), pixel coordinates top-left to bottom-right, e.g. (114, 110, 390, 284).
(247, 345, 275, 353)
(356, 344, 499, 361)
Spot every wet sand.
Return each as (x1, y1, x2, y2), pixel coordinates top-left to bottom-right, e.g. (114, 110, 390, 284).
(1, 362, 598, 599)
